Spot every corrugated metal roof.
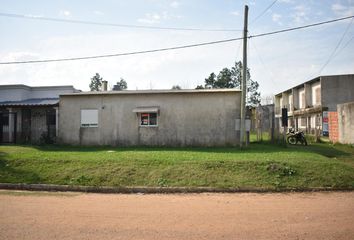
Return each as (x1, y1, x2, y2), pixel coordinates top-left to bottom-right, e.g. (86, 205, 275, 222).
(0, 98, 59, 107)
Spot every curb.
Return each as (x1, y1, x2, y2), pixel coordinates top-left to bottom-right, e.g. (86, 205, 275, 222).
(0, 183, 353, 194)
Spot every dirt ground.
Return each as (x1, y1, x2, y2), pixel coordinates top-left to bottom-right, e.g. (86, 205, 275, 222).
(0, 191, 353, 240)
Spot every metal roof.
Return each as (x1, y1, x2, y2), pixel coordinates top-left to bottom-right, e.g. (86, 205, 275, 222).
(0, 98, 59, 107)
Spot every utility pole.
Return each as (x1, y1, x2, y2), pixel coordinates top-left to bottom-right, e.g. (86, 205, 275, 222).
(240, 5, 248, 148)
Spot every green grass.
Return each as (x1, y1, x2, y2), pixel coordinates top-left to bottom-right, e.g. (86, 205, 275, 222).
(1, 142, 354, 190)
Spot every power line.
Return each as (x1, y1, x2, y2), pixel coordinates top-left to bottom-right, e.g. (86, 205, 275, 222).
(249, 15, 354, 38)
(317, 17, 353, 75)
(0, 12, 243, 32)
(0, 37, 243, 65)
(249, 38, 277, 88)
(333, 35, 354, 58)
(1, 14, 353, 65)
(250, 0, 278, 24)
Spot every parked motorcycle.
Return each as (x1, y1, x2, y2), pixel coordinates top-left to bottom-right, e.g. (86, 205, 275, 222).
(287, 128, 308, 146)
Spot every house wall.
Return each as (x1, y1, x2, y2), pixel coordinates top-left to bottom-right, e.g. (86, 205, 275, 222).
(311, 81, 321, 106)
(58, 92, 241, 146)
(321, 75, 354, 111)
(337, 102, 354, 144)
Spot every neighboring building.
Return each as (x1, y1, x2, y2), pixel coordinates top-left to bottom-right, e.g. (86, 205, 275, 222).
(0, 84, 79, 144)
(274, 74, 354, 135)
(331, 101, 354, 144)
(58, 89, 241, 146)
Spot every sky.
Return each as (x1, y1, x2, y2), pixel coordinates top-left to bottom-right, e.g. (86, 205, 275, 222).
(0, 0, 353, 98)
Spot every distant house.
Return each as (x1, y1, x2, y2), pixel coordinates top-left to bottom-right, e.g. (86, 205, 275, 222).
(58, 89, 241, 146)
(0, 84, 79, 144)
(274, 74, 354, 135)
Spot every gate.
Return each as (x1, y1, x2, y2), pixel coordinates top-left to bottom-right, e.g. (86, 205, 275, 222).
(0, 112, 17, 144)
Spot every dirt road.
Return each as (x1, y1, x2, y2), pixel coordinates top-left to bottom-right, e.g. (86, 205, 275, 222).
(0, 191, 353, 240)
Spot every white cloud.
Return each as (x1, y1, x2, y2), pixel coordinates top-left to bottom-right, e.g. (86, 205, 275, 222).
(137, 11, 182, 24)
(230, 11, 239, 16)
(24, 14, 43, 18)
(331, 3, 354, 17)
(0, 31, 239, 91)
(278, 0, 294, 3)
(272, 13, 282, 23)
(93, 10, 104, 15)
(170, 1, 180, 8)
(292, 5, 310, 24)
(59, 10, 71, 17)
(137, 13, 161, 24)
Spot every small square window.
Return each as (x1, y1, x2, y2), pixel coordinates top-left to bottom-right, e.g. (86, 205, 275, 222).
(140, 113, 158, 126)
(81, 109, 98, 127)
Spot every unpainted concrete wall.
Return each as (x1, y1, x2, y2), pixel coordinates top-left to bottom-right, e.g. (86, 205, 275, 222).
(337, 102, 354, 144)
(321, 75, 354, 111)
(59, 92, 241, 146)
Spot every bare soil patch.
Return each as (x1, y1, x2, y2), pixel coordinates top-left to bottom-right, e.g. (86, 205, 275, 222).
(1, 191, 353, 240)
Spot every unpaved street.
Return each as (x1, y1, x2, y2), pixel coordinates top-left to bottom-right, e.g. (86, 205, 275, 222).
(0, 191, 354, 240)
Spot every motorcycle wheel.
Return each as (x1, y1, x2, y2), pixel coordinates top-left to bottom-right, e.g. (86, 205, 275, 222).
(287, 136, 297, 145)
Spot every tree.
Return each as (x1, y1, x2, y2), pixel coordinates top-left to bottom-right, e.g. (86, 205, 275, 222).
(89, 73, 103, 91)
(204, 73, 216, 89)
(197, 61, 261, 107)
(171, 85, 182, 90)
(112, 78, 128, 91)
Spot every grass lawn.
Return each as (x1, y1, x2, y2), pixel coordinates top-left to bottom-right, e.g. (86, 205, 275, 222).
(1, 142, 354, 190)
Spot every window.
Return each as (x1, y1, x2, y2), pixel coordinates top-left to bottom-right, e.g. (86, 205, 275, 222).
(289, 95, 293, 111)
(140, 113, 157, 126)
(315, 87, 321, 105)
(300, 117, 307, 127)
(300, 92, 305, 109)
(81, 109, 98, 127)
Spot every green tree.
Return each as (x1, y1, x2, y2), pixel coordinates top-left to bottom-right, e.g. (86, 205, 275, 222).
(112, 78, 128, 91)
(197, 61, 261, 107)
(89, 73, 103, 91)
(171, 85, 182, 90)
(204, 73, 216, 89)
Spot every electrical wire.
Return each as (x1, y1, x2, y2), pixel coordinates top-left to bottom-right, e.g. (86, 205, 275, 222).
(0, 15, 353, 65)
(249, 15, 354, 38)
(0, 37, 243, 65)
(0, 12, 243, 32)
(249, 38, 277, 88)
(250, 0, 278, 24)
(317, 17, 353, 75)
(333, 35, 354, 59)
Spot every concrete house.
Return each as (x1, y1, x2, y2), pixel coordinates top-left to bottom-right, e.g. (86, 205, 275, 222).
(58, 89, 241, 146)
(274, 74, 354, 135)
(0, 84, 79, 144)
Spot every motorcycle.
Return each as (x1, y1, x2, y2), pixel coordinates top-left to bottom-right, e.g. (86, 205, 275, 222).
(287, 128, 308, 146)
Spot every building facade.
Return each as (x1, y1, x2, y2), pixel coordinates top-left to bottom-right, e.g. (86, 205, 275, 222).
(58, 89, 241, 146)
(0, 84, 79, 144)
(274, 74, 354, 135)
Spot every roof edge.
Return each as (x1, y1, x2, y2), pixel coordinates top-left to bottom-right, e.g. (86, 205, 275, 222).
(275, 74, 354, 96)
(60, 88, 241, 96)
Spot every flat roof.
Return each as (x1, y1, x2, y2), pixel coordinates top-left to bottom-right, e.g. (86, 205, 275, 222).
(0, 98, 59, 107)
(275, 74, 354, 96)
(0, 84, 78, 91)
(60, 88, 241, 96)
